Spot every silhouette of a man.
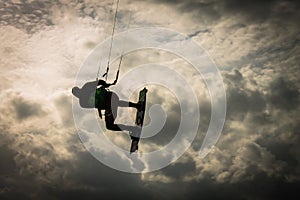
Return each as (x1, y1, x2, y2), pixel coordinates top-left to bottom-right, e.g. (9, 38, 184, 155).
(72, 79, 140, 134)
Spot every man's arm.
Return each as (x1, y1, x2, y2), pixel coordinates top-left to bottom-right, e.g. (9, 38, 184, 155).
(97, 79, 107, 86)
(97, 108, 102, 119)
(97, 79, 116, 88)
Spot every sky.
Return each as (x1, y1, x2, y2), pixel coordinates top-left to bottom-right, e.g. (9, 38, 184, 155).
(0, 0, 299, 199)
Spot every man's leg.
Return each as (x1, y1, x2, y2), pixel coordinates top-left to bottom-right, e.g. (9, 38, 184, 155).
(105, 93, 137, 132)
(118, 100, 139, 109)
(105, 112, 138, 132)
(105, 112, 122, 131)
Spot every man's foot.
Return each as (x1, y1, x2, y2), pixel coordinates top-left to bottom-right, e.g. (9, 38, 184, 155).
(136, 102, 143, 110)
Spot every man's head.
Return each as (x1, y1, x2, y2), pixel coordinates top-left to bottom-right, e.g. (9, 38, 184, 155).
(72, 86, 81, 98)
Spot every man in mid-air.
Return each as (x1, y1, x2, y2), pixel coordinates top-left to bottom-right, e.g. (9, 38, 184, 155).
(72, 79, 141, 135)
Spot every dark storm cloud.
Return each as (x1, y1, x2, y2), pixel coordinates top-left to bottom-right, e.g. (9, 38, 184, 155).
(1, 1, 299, 200)
(0, 0, 54, 33)
(0, 124, 40, 199)
(149, 0, 300, 22)
(0, 91, 155, 200)
(0, 139, 156, 200)
(220, 68, 299, 179)
(222, 0, 280, 22)
(222, 0, 300, 26)
(156, 0, 221, 24)
(151, 63, 299, 197)
(48, 152, 154, 200)
(224, 69, 266, 120)
(0, 145, 17, 177)
(11, 96, 45, 121)
(229, 34, 300, 75)
(0, 110, 152, 200)
(0, 0, 110, 33)
(183, 176, 300, 200)
(161, 156, 196, 180)
(267, 77, 299, 111)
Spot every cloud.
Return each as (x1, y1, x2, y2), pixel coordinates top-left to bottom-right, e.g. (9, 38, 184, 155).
(224, 69, 267, 120)
(54, 93, 74, 127)
(141, 63, 299, 198)
(148, 0, 300, 24)
(11, 96, 45, 121)
(1, 0, 300, 199)
(267, 77, 299, 111)
(0, 0, 54, 33)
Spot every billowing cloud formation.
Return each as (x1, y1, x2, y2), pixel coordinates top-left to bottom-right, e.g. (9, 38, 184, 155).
(0, 0, 299, 199)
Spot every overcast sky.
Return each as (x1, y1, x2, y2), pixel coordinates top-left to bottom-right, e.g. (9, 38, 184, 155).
(0, 0, 299, 199)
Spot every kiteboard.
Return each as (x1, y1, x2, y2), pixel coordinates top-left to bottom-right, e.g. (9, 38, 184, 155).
(130, 87, 147, 153)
